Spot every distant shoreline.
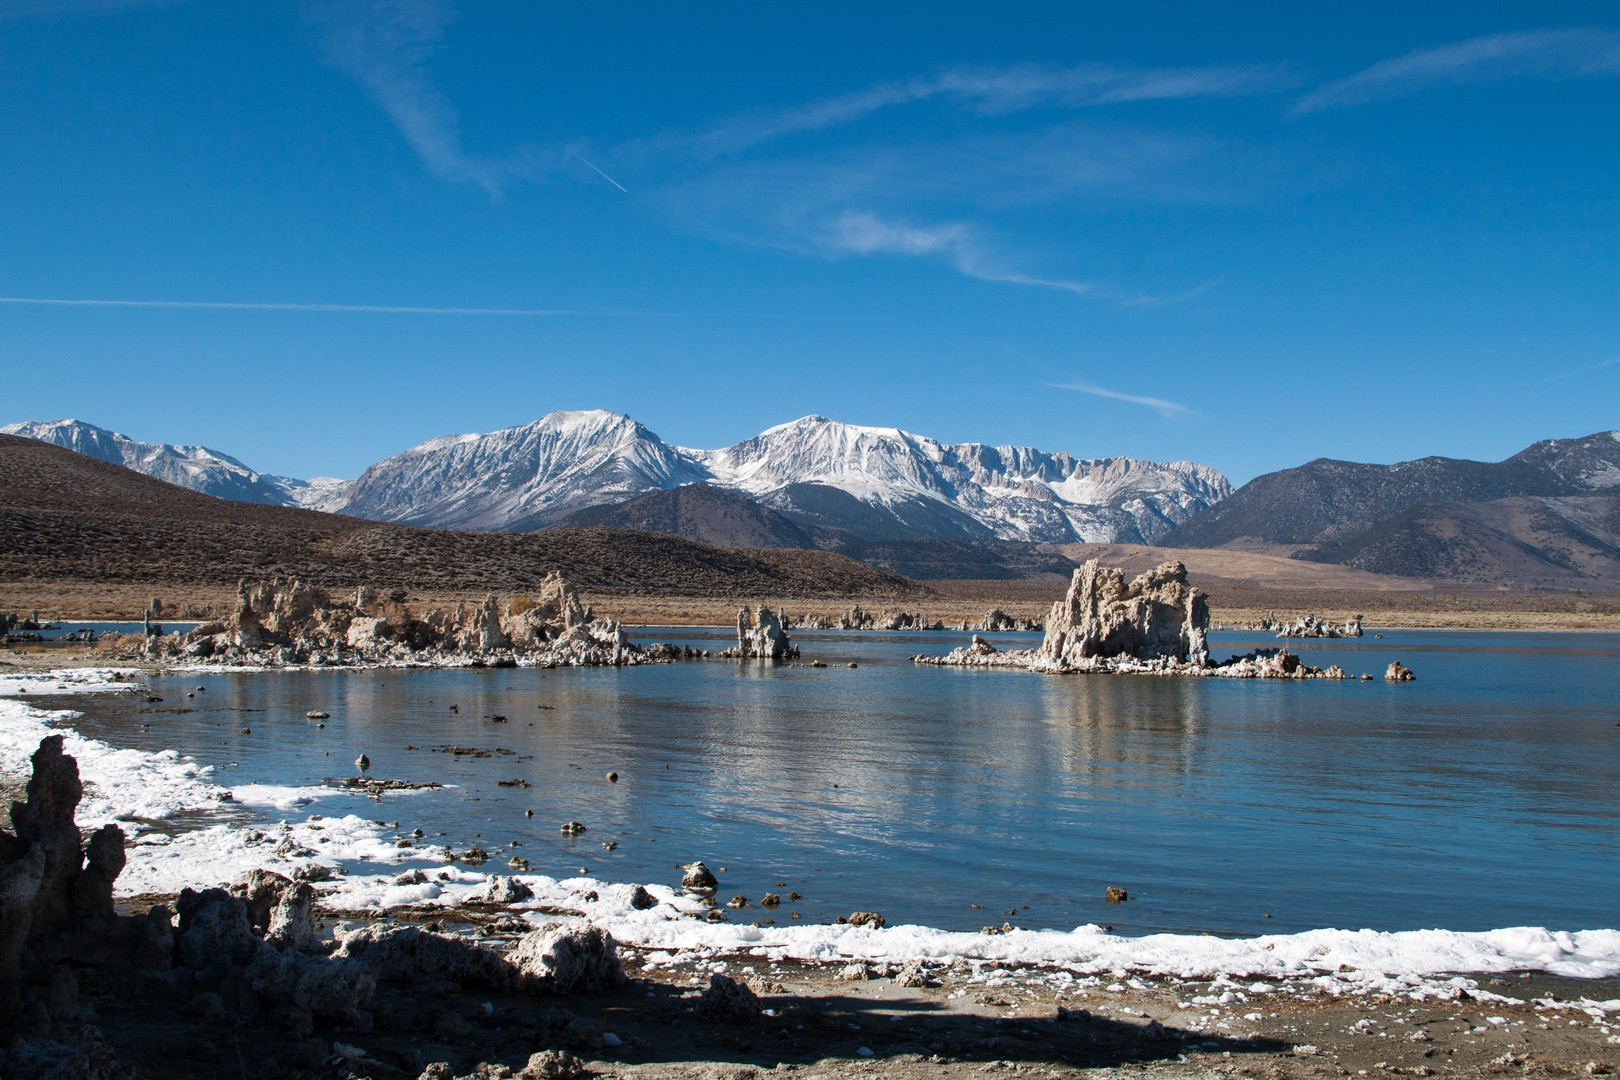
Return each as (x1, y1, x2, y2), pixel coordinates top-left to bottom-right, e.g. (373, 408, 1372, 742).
(6, 583, 1616, 634)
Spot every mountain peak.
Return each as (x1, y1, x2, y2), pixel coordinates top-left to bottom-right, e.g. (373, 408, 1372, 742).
(7, 410, 1232, 544)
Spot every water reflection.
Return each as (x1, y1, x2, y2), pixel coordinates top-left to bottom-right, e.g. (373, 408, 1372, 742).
(39, 628, 1620, 936)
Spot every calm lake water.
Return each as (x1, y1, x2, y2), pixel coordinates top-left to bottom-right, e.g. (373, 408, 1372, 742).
(48, 629, 1620, 938)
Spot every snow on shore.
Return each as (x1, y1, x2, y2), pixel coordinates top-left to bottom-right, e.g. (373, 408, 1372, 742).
(3, 669, 1619, 993)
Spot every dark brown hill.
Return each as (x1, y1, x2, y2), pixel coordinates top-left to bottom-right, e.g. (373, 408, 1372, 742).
(1302, 494, 1620, 588)
(1160, 430, 1620, 551)
(0, 434, 923, 600)
(553, 483, 820, 549)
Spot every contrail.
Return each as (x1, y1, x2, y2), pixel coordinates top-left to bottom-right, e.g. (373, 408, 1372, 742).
(0, 297, 628, 316)
(567, 148, 629, 192)
(0, 296, 876, 321)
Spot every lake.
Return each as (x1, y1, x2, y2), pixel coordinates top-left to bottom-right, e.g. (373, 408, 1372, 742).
(45, 628, 1620, 938)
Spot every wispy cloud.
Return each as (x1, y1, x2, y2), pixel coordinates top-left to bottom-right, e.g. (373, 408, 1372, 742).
(656, 122, 1243, 306)
(1293, 28, 1620, 114)
(1048, 378, 1192, 418)
(675, 62, 1295, 158)
(302, 0, 518, 193)
(816, 211, 1099, 296)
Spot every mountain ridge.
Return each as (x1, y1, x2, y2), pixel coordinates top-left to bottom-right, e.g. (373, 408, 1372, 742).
(6, 412, 1229, 546)
(1159, 431, 1620, 550)
(343, 410, 1231, 544)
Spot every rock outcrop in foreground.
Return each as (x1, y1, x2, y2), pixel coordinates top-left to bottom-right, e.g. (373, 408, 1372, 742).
(914, 559, 1373, 680)
(97, 571, 666, 669)
(0, 738, 630, 1078)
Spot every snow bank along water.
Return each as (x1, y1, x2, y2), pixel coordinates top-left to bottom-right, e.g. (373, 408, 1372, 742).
(2, 668, 1615, 1001)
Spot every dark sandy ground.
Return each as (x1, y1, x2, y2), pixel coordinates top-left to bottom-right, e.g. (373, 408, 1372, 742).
(65, 900, 1620, 1080)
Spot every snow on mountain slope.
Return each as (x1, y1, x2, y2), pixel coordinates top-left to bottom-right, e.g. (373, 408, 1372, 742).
(338, 410, 708, 531)
(340, 411, 1231, 543)
(4, 412, 1232, 544)
(269, 474, 354, 513)
(0, 419, 348, 508)
(687, 415, 1232, 543)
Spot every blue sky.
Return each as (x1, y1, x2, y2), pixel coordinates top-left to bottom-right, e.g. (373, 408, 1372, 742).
(2, 1, 1616, 485)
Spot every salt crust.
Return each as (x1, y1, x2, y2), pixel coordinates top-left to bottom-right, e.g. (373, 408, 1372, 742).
(3, 669, 1619, 1002)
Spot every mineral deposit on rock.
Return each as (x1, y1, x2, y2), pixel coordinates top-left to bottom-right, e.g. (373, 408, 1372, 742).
(914, 558, 1405, 681)
(96, 570, 667, 670)
(721, 605, 798, 660)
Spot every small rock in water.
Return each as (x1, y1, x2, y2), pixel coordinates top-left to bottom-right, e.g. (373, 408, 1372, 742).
(561, 820, 587, 835)
(1106, 886, 1129, 903)
(306, 710, 330, 720)
(787, 891, 802, 901)
(1385, 660, 1416, 682)
(848, 662, 858, 668)
(727, 894, 749, 908)
(525, 809, 534, 818)
(355, 754, 370, 772)
(682, 861, 719, 889)
(606, 771, 619, 783)
(760, 892, 780, 907)
(239, 727, 251, 734)
(845, 911, 885, 928)
(601, 840, 617, 850)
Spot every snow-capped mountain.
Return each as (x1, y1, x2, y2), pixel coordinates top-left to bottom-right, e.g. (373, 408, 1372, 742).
(687, 415, 1231, 543)
(0, 419, 351, 512)
(339, 411, 707, 531)
(340, 410, 1231, 543)
(4, 411, 1232, 544)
